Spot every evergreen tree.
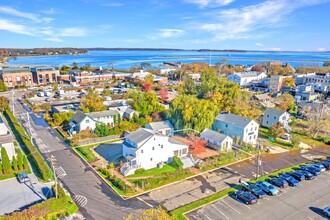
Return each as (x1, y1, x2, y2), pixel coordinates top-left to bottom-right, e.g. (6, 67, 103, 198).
(95, 123, 110, 137)
(0, 162, 3, 174)
(12, 156, 18, 171)
(22, 155, 29, 170)
(1, 147, 12, 174)
(16, 149, 23, 171)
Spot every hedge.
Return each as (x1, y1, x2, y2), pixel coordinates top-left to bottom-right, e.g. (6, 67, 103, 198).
(4, 109, 53, 181)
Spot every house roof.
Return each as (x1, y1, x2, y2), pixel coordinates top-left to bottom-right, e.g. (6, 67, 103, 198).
(234, 71, 265, 78)
(86, 110, 120, 119)
(201, 129, 230, 143)
(253, 94, 271, 101)
(169, 137, 186, 145)
(125, 107, 135, 114)
(146, 120, 173, 131)
(126, 128, 155, 147)
(264, 108, 287, 117)
(215, 113, 254, 128)
(71, 111, 87, 124)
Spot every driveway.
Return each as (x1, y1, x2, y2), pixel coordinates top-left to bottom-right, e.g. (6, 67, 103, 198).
(0, 174, 53, 216)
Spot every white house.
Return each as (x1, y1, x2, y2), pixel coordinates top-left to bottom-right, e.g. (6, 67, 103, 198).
(0, 116, 16, 161)
(227, 71, 267, 86)
(121, 128, 189, 176)
(200, 128, 233, 152)
(212, 112, 259, 145)
(108, 105, 138, 121)
(145, 120, 174, 136)
(69, 110, 121, 134)
(262, 108, 291, 131)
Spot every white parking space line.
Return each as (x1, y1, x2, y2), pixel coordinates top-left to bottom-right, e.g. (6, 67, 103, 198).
(221, 200, 241, 214)
(211, 204, 229, 220)
(265, 197, 270, 200)
(200, 210, 213, 220)
(244, 204, 251, 210)
(308, 217, 314, 220)
(257, 202, 261, 204)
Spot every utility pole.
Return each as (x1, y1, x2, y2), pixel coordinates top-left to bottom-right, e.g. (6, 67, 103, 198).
(255, 139, 262, 180)
(50, 155, 58, 199)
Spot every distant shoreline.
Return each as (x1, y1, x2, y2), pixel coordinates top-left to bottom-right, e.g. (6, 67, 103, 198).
(3, 53, 88, 63)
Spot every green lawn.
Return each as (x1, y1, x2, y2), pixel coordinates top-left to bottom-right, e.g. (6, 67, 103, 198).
(126, 165, 177, 178)
(259, 127, 294, 149)
(74, 146, 96, 162)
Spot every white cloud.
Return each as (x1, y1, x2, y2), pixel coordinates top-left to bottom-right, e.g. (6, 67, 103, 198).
(0, 19, 33, 35)
(196, 0, 330, 41)
(42, 8, 60, 14)
(317, 48, 327, 51)
(58, 27, 87, 37)
(256, 43, 263, 47)
(265, 47, 281, 51)
(159, 29, 184, 38)
(0, 6, 53, 23)
(185, 0, 235, 8)
(42, 37, 63, 42)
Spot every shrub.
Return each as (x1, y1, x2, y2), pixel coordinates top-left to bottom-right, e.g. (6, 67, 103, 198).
(134, 168, 145, 175)
(172, 156, 183, 169)
(1, 147, 12, 174)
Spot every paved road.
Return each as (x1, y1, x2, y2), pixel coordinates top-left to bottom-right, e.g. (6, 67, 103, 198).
(11, 95, 149, 220)
(186, 169, 330, 220)
(0, 174, 53, 216)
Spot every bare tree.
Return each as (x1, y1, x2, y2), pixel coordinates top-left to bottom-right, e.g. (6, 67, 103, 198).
(303, 105, 330, 138)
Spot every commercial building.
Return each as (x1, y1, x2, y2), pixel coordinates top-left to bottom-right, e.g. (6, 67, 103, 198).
(0, 68, 33, 88)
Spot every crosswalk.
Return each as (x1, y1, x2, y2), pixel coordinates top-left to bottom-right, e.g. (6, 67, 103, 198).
(55, 166, 67, 179)
(73, 195, 88, 207)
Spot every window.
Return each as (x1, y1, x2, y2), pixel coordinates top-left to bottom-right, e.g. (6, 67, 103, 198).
(250, 127, 253, 131)
(267, 114, 269, 118)
(255, 127, 257, 131)
(254, 135, 256, 139)
(152, 147, 155, 150)
(274, 116, 276, 120)
(250, 136, 252, 140)
(266, 121, 268, 124)
(161, 145, 163, 149)
(141, 150, 144, 153)
(246, 129, 248, 133)
(86, 119, 89, 123)
(226, 124, 228, 128)
(150, 158, 153, 161)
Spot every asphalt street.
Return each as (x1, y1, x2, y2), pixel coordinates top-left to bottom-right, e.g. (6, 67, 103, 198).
(10, 94, 149, 220)
(186, 169, 330, 220)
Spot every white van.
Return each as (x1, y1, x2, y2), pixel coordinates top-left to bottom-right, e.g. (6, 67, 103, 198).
(37, 92, 45, 97)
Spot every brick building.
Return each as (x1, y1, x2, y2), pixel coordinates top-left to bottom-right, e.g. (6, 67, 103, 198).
(0, 68, 33, 88)
(30, 66, 59, 85)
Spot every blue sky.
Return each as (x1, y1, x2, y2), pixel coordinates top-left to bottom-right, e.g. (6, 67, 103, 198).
(0, 0, 330, 50)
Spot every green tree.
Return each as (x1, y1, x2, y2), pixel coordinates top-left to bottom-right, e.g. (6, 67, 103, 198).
(95, 123, 110, 137)
(128, 90, 165, 116)
(0, 96, 9, 112)
(23, 155, 29, 170)
(124, 206, 175, 220)
(72, 61, 79, 69)
(284, 77, 295, 87)
(269, 123, 285, 138)
(0, 162, 3, 174)
(80, 89, 107, 113)
(12, 156, 18, 171)
(53, 83, 59, 92)
(0, 80, 8, 92)
(17, 149, 23, 171)
(103, 88, 111, 96)
(1, 147, 12, 174)
(52, 112, 75, 126)
(183, 76, 197, 95)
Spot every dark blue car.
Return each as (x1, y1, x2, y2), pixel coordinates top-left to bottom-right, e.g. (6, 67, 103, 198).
(289, 171, 305, 182)
(301, 166, 321, 176)
(234, 190, 258, 205)
(280, 173, 299, 187)
(241, 183, 267, 199)
(299, 170, 315, 180)
(267, 177, 288, 188)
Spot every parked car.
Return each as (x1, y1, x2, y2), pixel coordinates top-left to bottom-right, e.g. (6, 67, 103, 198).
(300, 166, 320, 176)
(280, 133, 292, 140)
(267, 177, 288, 188)
(18, 172, 30, 183)
(256, 181, 279, 195)
(280, 173, 300, 187)
(233, 190, 257, 205)
(37, 91, 45, 97)
(319, 160, 330, 170)
(306, 164, 323, 172)
(289, 171, 305, 182)
(311, 163, 326, 172)
(324, 206, 330, 217)
(299, 170, 315, 180)
(240, 181, 267, 199)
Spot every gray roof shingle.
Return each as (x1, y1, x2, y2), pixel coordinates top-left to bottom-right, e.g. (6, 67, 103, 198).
(264, 108, 286, 117)
(126, 128, 155, 147)
(215, 113, 253, 128)
(87, 110, 120, 119)
(71, 111, 87, 124)
(200, 128, 230, 143)
(147, 120, 173, 132)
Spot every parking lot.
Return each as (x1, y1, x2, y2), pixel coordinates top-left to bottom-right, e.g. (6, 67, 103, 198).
(0, 174, 53, 216)
(186, 169, 330, 220)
